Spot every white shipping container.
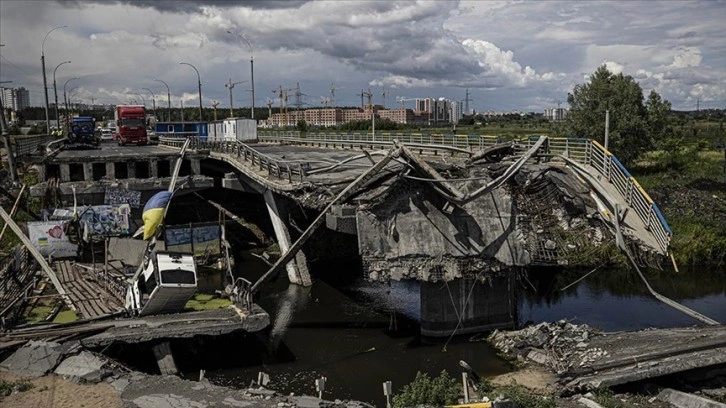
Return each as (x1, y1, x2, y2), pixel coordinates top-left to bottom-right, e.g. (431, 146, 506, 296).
(209, 118, 257, 142)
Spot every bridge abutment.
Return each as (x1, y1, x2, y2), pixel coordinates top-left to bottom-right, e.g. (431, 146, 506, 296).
(420, 274, 516, 337)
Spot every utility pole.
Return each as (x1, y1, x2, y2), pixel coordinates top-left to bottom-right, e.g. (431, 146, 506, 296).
(604, 109, 610, 150)
(41, 26, 67, 133)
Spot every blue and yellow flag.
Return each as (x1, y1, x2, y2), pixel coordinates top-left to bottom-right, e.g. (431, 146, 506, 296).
(142, 191, 173, 240)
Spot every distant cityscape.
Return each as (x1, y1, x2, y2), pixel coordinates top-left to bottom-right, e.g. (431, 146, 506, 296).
(0, 85, 573, 127)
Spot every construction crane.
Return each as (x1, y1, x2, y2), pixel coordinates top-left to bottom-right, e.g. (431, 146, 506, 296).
(225, 78, 247, 118)
(330, 82, 344, 108)
(396, 96, 415, 109)
(381, 87, 387, 109)
(266, 98, 274, 118)
(359, 88, 373, 109)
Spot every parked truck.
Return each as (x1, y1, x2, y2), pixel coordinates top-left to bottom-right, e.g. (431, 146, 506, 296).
(67, 116, 99, 147)
(115, 105, 148, 146)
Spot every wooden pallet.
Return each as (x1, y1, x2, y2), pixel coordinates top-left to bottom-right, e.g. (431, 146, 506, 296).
(55, 261, 123, 320)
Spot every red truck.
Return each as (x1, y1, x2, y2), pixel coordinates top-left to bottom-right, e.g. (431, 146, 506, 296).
(115, 105, 148, 146)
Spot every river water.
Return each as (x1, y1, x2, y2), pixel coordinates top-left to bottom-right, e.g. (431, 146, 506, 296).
(206, 252, 726, 406)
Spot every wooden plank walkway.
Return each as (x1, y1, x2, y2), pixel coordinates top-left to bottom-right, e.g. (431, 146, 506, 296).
(55, 261, 123, 320)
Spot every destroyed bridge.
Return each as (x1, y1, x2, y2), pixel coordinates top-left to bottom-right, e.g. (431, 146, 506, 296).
(21, 131, 675, 335)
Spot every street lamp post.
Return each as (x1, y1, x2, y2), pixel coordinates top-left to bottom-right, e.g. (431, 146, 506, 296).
(154, 79, 171, 121)
(67, 85, 79, 115)
(142, 87, 157, 119)
(53, 60, 71, 130)
(227, 31, 255, 120)
(130, 92, 145, 107)
(63, 77, 78, 132)
(179, 62, 203, 122)
(225, 79, 247, 118)
(41, 25, 67, 133)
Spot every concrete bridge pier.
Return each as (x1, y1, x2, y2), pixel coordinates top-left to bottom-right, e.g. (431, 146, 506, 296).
(420, 274, 517, 337)
(263, 190, 312, 286)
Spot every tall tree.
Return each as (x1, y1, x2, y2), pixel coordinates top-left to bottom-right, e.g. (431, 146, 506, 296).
(646, 89, 673, 143)
(566, 65, 654, 165)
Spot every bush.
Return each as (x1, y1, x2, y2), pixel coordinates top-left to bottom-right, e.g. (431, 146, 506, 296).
(393, 370, 460, 407)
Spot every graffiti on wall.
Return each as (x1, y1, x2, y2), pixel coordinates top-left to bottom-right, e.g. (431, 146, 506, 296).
(105, 188, 141, 208)
(165, 223, 221, 257)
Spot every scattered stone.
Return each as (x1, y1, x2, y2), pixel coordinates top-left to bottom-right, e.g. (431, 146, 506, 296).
(247, 387, 277, 397)
(488, 320, 599, 374)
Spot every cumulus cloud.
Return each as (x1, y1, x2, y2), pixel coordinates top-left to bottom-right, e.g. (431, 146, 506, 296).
(669, 47, 702, 68)
(0, 0, 723, 111)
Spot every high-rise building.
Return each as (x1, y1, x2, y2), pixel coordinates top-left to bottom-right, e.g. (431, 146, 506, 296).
(450, 100, 464, 123)
(544, 107, 568, 121)
(1, 87, 30, 111)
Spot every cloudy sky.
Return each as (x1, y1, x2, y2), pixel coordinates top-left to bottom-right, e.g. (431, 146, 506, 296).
(1, 0, 724, 113)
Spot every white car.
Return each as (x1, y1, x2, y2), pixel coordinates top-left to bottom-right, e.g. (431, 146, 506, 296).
(100, 129, 114, 141)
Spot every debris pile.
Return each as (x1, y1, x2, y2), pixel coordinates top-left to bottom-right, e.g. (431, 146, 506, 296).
(488, 320, 607, 375)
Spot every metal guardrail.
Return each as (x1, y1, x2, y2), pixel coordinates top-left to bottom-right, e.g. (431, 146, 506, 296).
(159, 136, 309, 182)
(587, 140, 672, 252)
(163, 132, 672, 252)
(10, 134, 55, 157)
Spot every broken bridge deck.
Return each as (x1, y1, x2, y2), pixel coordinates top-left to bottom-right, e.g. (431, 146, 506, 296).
(565, 324, 726, 392)
(0, 304, 270, 348)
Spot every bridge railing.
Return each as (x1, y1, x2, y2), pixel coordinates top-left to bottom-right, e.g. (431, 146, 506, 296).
(586, 140, 672, 252)
(10, 134, 55, 157)
(259, 130, 508, 150)
(159, 136, 308, 182)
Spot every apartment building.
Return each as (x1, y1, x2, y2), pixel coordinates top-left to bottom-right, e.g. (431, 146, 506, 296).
(1, 87, 30, 112)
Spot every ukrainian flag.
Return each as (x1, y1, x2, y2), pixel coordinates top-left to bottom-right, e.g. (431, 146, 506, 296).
(142, 191, 173, 240)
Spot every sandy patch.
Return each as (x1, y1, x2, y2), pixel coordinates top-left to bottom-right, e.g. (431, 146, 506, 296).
(0, 371, 122, 408)
(490, 366, 559, 393)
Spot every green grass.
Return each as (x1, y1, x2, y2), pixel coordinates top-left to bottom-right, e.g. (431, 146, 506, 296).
(184, 293, 232, 311)
(0, 379, 34, 396)
(53, 310, 78, 324)
(26, 306, 53, 323)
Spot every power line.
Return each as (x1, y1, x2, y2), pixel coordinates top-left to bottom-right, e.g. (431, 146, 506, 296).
(0, 54, 32, 76)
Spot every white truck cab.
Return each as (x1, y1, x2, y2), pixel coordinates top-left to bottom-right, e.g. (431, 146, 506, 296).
(125, 251, 197, 316)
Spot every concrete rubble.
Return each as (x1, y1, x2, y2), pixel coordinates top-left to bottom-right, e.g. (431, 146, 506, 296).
(488, 319, 604, 375)
(0, 340, 374, 408)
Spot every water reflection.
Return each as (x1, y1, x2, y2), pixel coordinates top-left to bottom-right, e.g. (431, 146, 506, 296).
(208, 251, 726, 404)
(519, 267, 726, 331)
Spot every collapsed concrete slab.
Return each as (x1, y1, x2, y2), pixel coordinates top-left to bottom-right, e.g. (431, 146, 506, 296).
(0, 340, 65, 377)
(54, 350, 111, 383)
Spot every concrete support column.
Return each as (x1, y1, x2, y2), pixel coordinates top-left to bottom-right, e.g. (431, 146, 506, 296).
(83, 163, 93, 181)
(60, 164, 70, 182)
(263, 190, 311, 286)
(37, 165, 47, 182)
(152, 342, 178, 375)
(150, 159, 158, 178)
(106, 162, 115, 180)
(190, 158, 201, 175)
(127, 162, 136, 179)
